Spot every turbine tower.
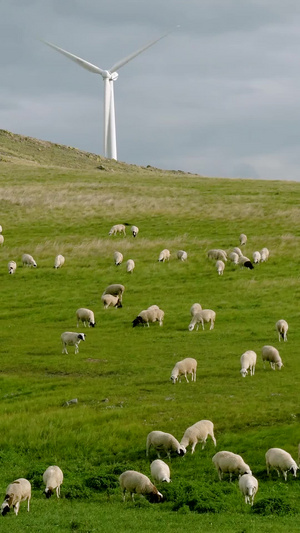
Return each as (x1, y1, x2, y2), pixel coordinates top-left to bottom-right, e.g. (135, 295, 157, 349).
(42, 29, 176, 160)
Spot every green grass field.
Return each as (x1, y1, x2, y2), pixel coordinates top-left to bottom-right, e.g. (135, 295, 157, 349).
(0, 129, 300, 532)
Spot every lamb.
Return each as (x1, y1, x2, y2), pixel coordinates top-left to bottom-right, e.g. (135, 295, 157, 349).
(229, 252, 239, 264)
(180, 420, 216, 453)
(239, 255, 254, 269)
(1, 478, 31, 516)
(253, 251, 261, 264)
(262, 345, 283, 370)
(126, 259, 135, 273)
(239, 233, 247, 246)
(265, 448, 298, 481)
(158, 249, 170, 262)
(239, 474, 258, 505)
(0, 235, 4, 245)
(276, 319, 288, 342)
(132, 307, 164, 327)
(114, 251, 123, 266)
(8, 260, 17, 275)
(76, 308, 96, 328)
(150, 460, 171, 483)
(177, 250, 188, 261)
(190, 303, 202, 316)
(22, 253, 37, 267)
(207, 249, 227, 262)
(43, 466, 63, 498)
(146, 431, 186, 459)
(131, 225, 139, 238)
(54, 254, 65, 269)
(102, 284, 125, 304)
(216, 260, 225, 275)
(119, 470, 163, 503)
(108, 224, 126, 237)
(260, 247, 270, 262)
(170, 357, 197, 384)
(61, 332, 86, 354)
(232, 247, 243, 257)
(188, 309, 216, 331)
(101, 293, 122, 309)
(212, 451, 252, 481)
(240, 350, 257, 377)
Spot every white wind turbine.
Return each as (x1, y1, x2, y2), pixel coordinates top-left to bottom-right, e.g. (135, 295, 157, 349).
(42, 29, 177, 160)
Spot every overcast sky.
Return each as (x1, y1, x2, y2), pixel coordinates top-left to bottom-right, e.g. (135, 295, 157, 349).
(2, 0, 300, 181)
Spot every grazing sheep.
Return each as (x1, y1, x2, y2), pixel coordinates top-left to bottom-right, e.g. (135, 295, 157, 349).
(239, 474, 258, 505)
(150, 460, 171, 483)
(109, 224, 126, 236)
(76, 308, 96, 328)
(102, 284, 125, 304)
(207, 249, 227, 262)
(276, 319, 288, 342)
(190, 303, 202, 316)
(1, 478, 31, 516)
(229, 252, 239, 264)
(180, 420, 216, 453)
(262, 345, 283, 370)
(101, 293, 122, 309)
(131, 225, 139, 238)
(158, 249, 170, 262)
(132, 307, 164, 327)
(260, 247, 270, 262)
(146, 431, 186, 459)
(177, 250, 188, 261)
(126, 259, 135, 273)
(253, 251, 261, 264)
(216, 260, 225, 275)
(0, 225, 2, 233)
(170, 357, 197, 384)
(61, 332, 86, 354)
(212, 451, 252, 481)
(240, 350, 257, 378)
(22, 253, 37, 267)
(119, 471, 163, 503)
(114, 251, 123, 266)
(8, 260, 17, 275)
(188, 309, 216, 331)
(54, 254, 65, 269)
(239, 255, 254, 269)
(43, 466, 63, 499)
(265, 448, 298, 481)
(0, 235, 4, 245)
(239, 233, 247, 246)
(232, 247, 243, 257)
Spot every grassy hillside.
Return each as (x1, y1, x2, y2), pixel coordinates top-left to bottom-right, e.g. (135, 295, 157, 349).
(0, 131, 300, 532)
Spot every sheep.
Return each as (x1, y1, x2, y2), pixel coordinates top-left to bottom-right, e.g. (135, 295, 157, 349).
(102, 284, 125, 304)
(239, 474, 258, 505)
(126, 259, 135, 273)
(114, 251, 123, 266)
(132, 307, 164, 327)
(276, 319, 288, 342)
(212, 451, 252, 481)
(0, 235, 4, 245)
(170, 357, 197, 384)
(131, 225, 139, 238)
(207, 249, 227, 262)
(177, 250, 188, 261)
(146, 431, 186, 459)
(158, 249, 170, 262)
(262, 345, 283, 370)
(0, 225, 2, 233)
(43, 466, 63, 499)
(150, 460, 171, 483)
(101, 293, 122, 309)
(190, 303, 202, 316)
(180, 420, 216, 453)
(61, 332, 86, 354)
(239, 255, 254, 269)
(8, 260, 17, 275)
(22, 253, 37, 267)
(119, 470, 163, 503)
(229, 252, 239, 264)
(76, 308, 96, 328)
(260, 247, 270, 262)
(240, 350, 257, 377)
(54, 254, 65, 269)
(188, 309, 216, 331)
(232, 247, 243, 257)
(239, 233, 247, 246)
(265, 448, 298, 481)
(216, 260, 225, 275)
(253, 251, 261, 264)
(1, 478, 31, 516)
(108, 224, 126, 237)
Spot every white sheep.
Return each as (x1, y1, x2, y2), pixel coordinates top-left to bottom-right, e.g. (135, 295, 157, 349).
(150, 460, 171, 483)
(119, 470, 163, 503)
(239, 233, 247, 246)
(188, 309, 216, 331)
(170, 357, 197, 384)
(101, 293, 122, 309)
(8, 260, 17, 275)
(180, 420, 216, 453)
(253, 251, 261, 264)
(1, 478, 31, 516)
(0, 235, 4, 245)
(158, 249, 170, 262)
(229, 252, 239, 264)
(239, 474, 258, 505)
(43, 466, 63, 499)
(131, 225, 139, 238)
(146, 431, 186, 459)
(190, 303, 202, 316)
(212, 451, 252, 481)
(126, 259, 135, 273)
(22, 253, 37, 267)
(216, 260, 225, 275)
(114, 251, 123, 266)
(260, 247, 270, 262)
(262, 345, 283, 370)
(0, 225, 2, 233)
(109, 224, 126, 236)
(207, 249, 227, 262)
(54, 254, 65, 269)
(177, 250, 188, 261)
(265, 448, 298, 481)
(102, 284, 125, 303)
(61, 332, 86, 354)
(239, 255, 254, 269)
(240, 350, 257, 378)
(232, 247, 243, 257)
(132, 307, 164, 327)
(76, 308, 96, 328)
(276, 319, 288, 342)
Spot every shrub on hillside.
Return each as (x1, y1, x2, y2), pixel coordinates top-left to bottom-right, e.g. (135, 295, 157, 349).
(251, 497, 294, 515)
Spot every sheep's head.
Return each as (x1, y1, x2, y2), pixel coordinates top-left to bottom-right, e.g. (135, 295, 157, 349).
(276, 361, 283, 369)
(170, 375, 177, 384)
(148, 490, 163, 503)
(1, 502, 10, 516)
(188, 323, 195, 332)
(132, 316, 143, 327)
(78, 333, 86, 341)
(177, 445, 186, 456)
(290, 464, 298, 477)
(44, 488, 53, 499)
(89, 321, 96, 328)
(240, 369, 248, 378)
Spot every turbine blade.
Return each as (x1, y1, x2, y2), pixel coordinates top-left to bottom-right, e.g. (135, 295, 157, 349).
(42, 40, 106, 76)
(109, 26, 180, 73)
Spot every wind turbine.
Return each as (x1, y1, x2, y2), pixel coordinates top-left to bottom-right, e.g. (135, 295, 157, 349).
(42, 29, 177, 160)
